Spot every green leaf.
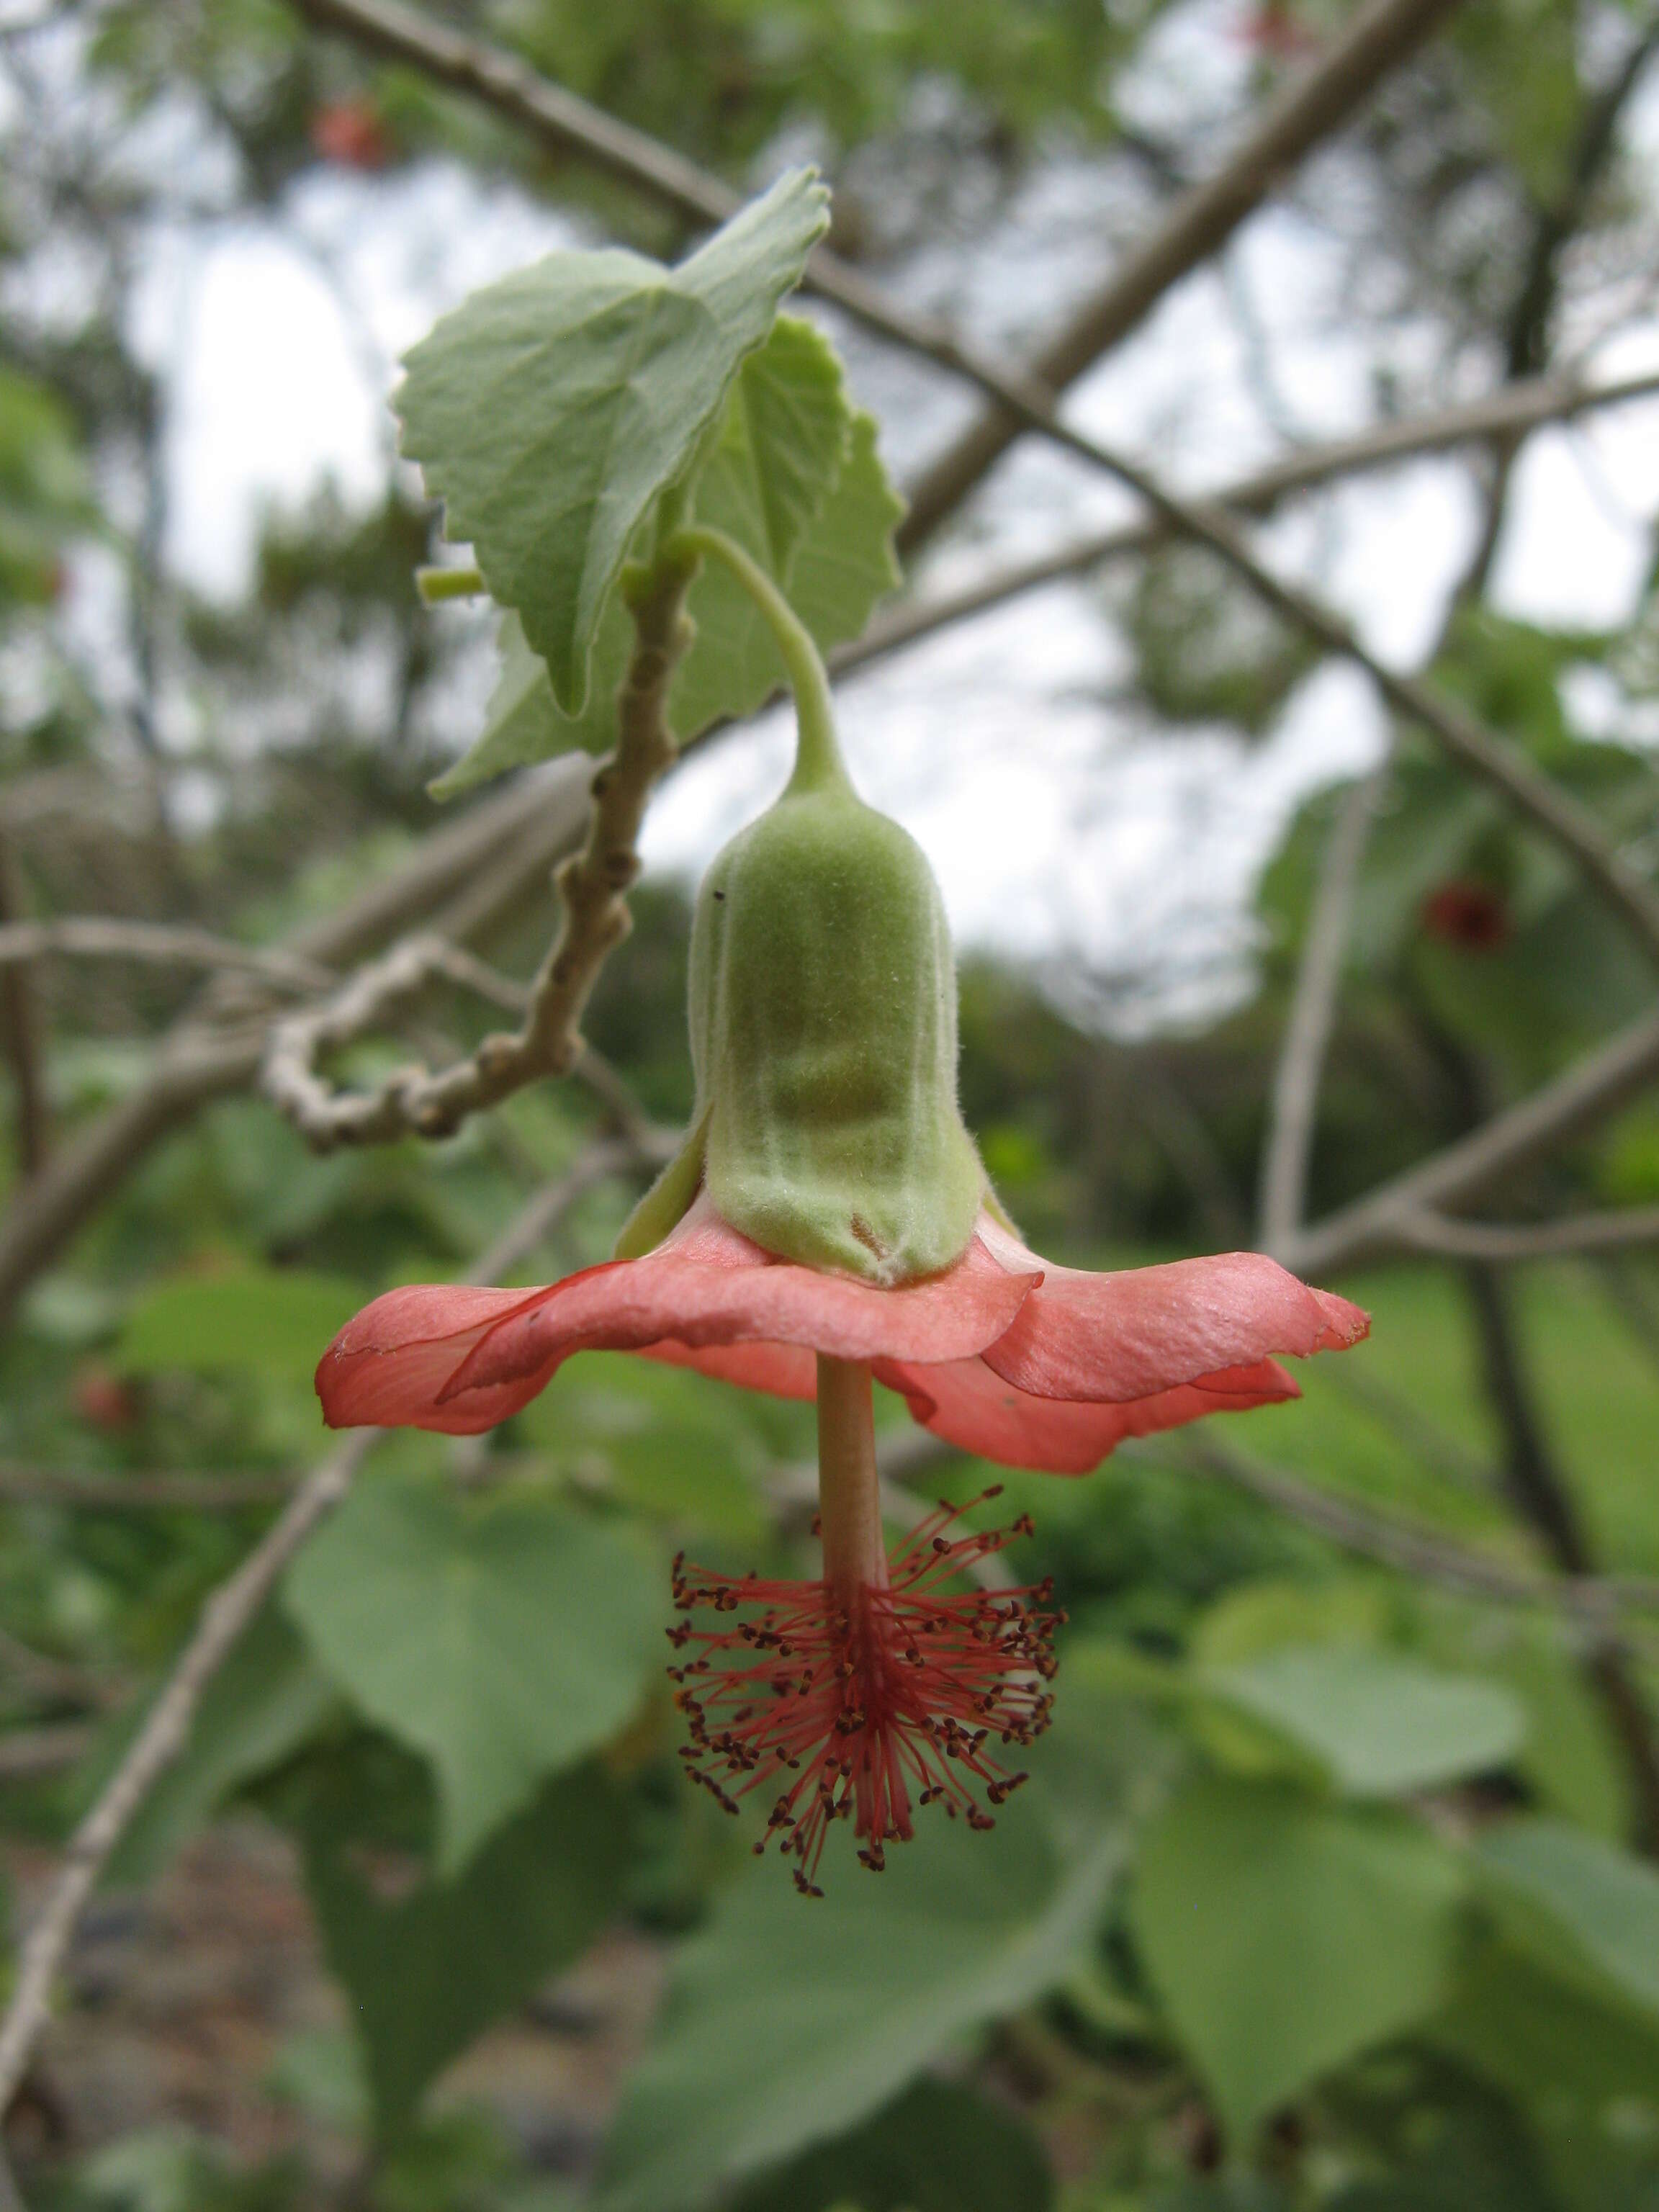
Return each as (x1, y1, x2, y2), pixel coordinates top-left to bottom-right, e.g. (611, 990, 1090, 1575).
(302, 1761, 629, 2138)
(109, 1605, 336, 1886)
(729, 2078, 1053, 2212)
(1204, 1645, 1527, 1799)
(596, 1724, 1138, 2212)
(397, 168, 829, 714)
(1434, 1935, 1659, 2113)
(1475, 1818, 1659, 2026)
(1130, 1776, 1467, 2142)
(431, 333, 902, 799)
(283, 1482, 661, 1873)
(117, 1265, 361, 1382)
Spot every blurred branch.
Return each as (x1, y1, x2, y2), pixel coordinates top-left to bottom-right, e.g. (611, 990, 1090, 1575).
(0, 918, 338, 997)
(0, 1140, 646, 2116)
(0, 1724, 93, 1784)
(0, 1465, 295, 1510)
(1279, 1005, 1659, 1276)
(1174, 1428, 1659, 1627)
(840, 367, 1659, 675)
(0, 752, 595, 1329)
(286, 0, 1463, 549)
(264, 554, 696, 1149)
(0, 829, 50, 1180)
(1390, 1204, 1659, 1260)
(1257, 769, 1388, 1246)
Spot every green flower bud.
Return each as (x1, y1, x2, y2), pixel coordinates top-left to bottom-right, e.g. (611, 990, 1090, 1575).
(688, 777, 985, 1283)
(613, 521, 985, 1283)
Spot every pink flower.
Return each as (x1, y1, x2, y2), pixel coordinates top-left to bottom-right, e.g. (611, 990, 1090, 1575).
(315, 1187, 1367, 1470)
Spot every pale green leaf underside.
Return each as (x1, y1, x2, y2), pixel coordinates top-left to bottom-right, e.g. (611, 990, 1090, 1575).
(283, 1482, 660, 1874)
(398, 168, 829, 715)
(430, 325, 902, 800)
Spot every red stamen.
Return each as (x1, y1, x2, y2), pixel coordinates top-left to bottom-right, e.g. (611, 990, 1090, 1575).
(667, 1492, 1064, 1893)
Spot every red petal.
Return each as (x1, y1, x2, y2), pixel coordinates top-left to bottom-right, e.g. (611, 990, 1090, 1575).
(439, 1192, 1037, 1401)
(639, 1338, 819, 1399)
(876, 1354, 1301, 1473)
(315, 1283, 557, 1432)
(976, 1218, 1368, 1404)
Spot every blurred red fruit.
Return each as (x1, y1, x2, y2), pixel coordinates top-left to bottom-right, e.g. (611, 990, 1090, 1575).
(310, 99, 390, 171)
(1421, 878, 1513, 951)
(73, 1362, 138, 1432)
(1241, 2, 1320, 55)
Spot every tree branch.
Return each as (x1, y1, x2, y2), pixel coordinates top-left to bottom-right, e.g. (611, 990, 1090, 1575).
(1277, 1004, 1659, 1277)
(0, 754, 595, 1329)
(837, 364, 1659, 678)
(0, 828, 50, 1180)
(0, 919, 337, 996)
(0, 1138, 655, 2116)
(1389, 1204, 1659, 1260)
(1257, 768, 1388, 1246)
(264, 549, 698, 1148)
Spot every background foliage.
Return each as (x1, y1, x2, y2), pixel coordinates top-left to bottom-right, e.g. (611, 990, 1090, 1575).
(4, 0, 1659, 2208)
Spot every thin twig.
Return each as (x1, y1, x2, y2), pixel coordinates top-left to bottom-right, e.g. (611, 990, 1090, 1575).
(0, 1725, 94, 1784)
(0, 1465, 295, 1510)
(0, 828, 50, 1179)
(1171, 1429, 1659, 1628)
(1390, 1204, 1659, 1260)
(837, 368, 1659, 678)
(1279, 1004, 1659, 1277)
(0, 919, 336, 997)
(1258, 768, 1388, 1246)
(0, 1141, 647, 2114)
(264, 552, 698, 1149)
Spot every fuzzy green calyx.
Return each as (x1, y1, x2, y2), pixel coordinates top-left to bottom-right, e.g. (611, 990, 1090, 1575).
(685, 774, 985, 1284)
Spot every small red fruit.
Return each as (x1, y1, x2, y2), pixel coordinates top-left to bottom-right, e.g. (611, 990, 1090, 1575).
(1421, 879, 1513, 952)
(73, 1362, 137, 1433)
(310, 99, 391, 171)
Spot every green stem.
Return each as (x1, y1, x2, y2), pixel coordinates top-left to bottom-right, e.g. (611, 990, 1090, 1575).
(415, 564, 485, 603)
(671, 524, 849, 796)
(815, 1356, 886, 1604)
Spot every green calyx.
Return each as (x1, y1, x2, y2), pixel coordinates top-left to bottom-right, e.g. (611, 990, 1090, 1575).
(616, 526, 984, 1284)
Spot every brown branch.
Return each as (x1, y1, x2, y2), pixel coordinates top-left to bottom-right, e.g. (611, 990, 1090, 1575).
(264, 550, 698, 1148)
(0, 918, 337, 997)
(0, 1725, 93, 1784)
(284, 0, 1463, 554)
(839, 368, 1659, 678)
(0, 752, 595, 1331)
(0, 1465, 296, 1510)
(0, 828, 50, 1179)
(0, 1141, 649, 2115)
(1278, 1004, 1659, 1277)
(1173, 1428, 1659, 1627)
(1389, 1204, 1659, 1260)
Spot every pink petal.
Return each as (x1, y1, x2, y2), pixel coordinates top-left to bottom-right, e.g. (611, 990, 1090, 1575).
(876, 1354, 1301, 1474)
(315, 1283, 557, 1432)
(976, 1216, 1368, 1404)
(440, 1190, 1037, 1401)
(639, 1338, 819, 1400)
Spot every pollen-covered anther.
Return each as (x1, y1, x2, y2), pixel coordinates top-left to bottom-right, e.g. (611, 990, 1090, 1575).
(666, 1491, 1060, 1890)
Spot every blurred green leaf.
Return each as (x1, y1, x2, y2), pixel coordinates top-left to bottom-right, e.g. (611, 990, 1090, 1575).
(283, 1481, 660, 1871)
(1203, 1645, 1526, 1799)
(730, 2077, 1053, 2212)
(1130, 1776, 1467, 2141)
(116, 1267, 361, 1382)
(1475, 1818, 1659, 2026)
(596, 1713, 1141, 2212)
(302, 1762, 628, 2139)
(109, 1605, 336, 1886)
(397, 168, 827, 714)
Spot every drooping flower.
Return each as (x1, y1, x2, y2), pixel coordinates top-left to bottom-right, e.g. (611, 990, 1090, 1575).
(315, 531, 1367, 1881)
